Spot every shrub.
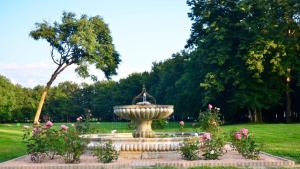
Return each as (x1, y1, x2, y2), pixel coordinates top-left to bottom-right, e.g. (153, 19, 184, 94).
(179, 120, 184, 133)
(92, 141, 119, 163)
(152, 119, 168, 129)
(44, 128, 64, 159)
(198, 104, 221, 134)
(230, 128, 261, 160)
(178, 137, 200, 160)
(128, 120, 136, 129)
(200, 133, 224, 160)
(75, 115, 95, 134)
(23, 126, 48, 163)
(23, 122, 62, 162)
(59, 127, 87, 163)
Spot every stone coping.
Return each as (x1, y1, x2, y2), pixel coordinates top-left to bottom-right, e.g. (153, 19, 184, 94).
(113, 105, 173, 109)
(0, 151, 295, 169)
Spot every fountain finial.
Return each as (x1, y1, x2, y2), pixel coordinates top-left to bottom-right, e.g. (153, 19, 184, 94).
(132, 85, 156, 105)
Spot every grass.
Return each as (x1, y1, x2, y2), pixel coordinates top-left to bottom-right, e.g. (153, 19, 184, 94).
(0, 122, 299, 165)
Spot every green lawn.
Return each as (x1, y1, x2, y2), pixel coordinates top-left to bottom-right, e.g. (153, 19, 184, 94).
(0, 122, 299, 165)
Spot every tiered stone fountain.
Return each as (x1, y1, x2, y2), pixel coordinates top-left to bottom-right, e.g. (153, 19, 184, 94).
(84, 86, 194, 159)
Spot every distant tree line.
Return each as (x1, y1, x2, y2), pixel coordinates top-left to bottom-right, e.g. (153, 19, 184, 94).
(0, 0, 299, 123)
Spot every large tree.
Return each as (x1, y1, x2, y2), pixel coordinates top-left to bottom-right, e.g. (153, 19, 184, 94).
(30, 12, 120, 124)
(186, 0, 300, 122)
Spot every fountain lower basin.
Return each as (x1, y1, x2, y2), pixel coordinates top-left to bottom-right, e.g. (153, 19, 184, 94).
(83, 132, 198, 159)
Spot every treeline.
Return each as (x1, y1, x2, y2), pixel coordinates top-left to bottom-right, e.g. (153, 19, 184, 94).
(1, 0, 300, 123)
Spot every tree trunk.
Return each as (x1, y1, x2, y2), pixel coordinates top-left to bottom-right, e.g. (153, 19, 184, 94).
(256, 109, 263, 123)
(286, 80, 292, 123)
(248, 108, 254, 122)
(33, 64, 70, 125)
(33, 88, 49, 125)
(250, 107, 263, 123)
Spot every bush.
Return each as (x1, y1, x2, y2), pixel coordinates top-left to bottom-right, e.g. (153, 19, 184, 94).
(200, 133, 224, 160)
(23, 126, 47, 163)
(178, 137, 200, 160)
(75, 115, 95, 134)
(152, 119, 168, 129)
(198, 104, 221, 134)
(92, 141, 119, 163)
(23, 122, 62, 162)
(230, 128, 261, 160)
(59, 127, 87, 163)
(128, 120, 136, 129)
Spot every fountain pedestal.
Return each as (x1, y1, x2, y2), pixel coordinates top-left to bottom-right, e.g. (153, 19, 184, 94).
(133, 120, 154, 138)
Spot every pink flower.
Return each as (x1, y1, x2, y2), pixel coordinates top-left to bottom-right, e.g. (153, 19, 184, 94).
(203, 132, 211, 140)
(179, 121, 184, 126)
(60, 125, 68, 131)
(235, 132, 242, 140)
(76, 116, 83, 121)
(45, 121, 53, 128)
(32, 127, 41, 134)
(23, 125, 30, 129)
(208, 104, 213, 110)
(240, 128, 248, 137)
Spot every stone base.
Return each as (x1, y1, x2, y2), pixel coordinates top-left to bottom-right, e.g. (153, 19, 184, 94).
(0, 152, 296, 169)
(120, 151, 179, 159)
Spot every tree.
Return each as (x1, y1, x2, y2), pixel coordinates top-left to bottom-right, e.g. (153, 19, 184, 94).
(30, 12, 120, 124)
(185, 0, 300, 123)
(0, 75, 16, 122)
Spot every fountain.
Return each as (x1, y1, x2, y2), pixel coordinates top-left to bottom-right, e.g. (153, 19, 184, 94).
(113, 85, 173, 138)
(84, 86, 195, 159)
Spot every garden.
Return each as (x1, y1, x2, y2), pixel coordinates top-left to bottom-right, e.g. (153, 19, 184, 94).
(0, 105, 299, 168)
(1, 0, 300, 168)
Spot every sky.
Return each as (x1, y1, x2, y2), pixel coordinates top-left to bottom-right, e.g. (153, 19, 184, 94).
(0, 0, 191, 88)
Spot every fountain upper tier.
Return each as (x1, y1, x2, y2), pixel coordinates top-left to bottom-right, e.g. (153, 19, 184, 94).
(113, 86, 174, 138)
(113, 105, 173, 121)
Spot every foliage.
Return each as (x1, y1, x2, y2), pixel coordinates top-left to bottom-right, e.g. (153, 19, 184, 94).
(74, 114, 96, 134)
(230, 128, 261, 160)
(200, 133, 224, 160)
(92, 141, 119, 163)
(59, 127, 87, 163)
(30, 11, 121, 124)
(152, 119, 168, 129)
(178, 137, 200, 160)
(179, 120, 184, 132)
(198, 104, 221, 134)
(1, 123, 297, 163)
(1, 1, 300, 124)
(128, 120, 136, 130)
(22, 126, 48, 163)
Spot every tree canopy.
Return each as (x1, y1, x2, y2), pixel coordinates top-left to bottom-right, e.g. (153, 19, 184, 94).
(30, 12, 120, 124)
(0, 1, 299, 123)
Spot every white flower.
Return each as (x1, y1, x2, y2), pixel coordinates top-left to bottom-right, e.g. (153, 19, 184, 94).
(111, 130, 117, 134)
(210, 150, 215, 154)
(194, 133, 199, 136)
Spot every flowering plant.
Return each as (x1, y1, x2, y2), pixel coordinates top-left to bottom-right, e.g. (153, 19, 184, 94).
(198, 104, 221, 134)
(74, 115, 95, 134)
(23, 121, 87, 163)
(230, 128, 261, 160)
(178, 137, 200, 160)
(23, 125, 48, 163)
(58, 127, 87, 163)
(198, 132, 224, 160)
(92, 140, 119, 163)
(200, 132, 224, 160)
(179, 120, 184, 133)
(23, 121, 63, 162)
